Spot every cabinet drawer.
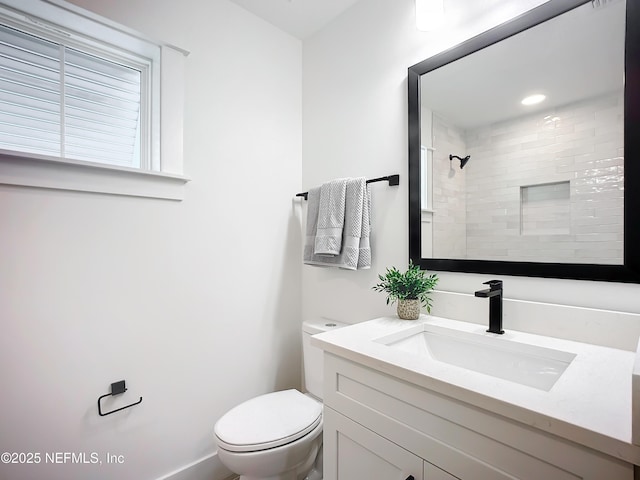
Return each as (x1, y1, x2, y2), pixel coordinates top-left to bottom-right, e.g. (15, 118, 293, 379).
(324, 353, 632, 480)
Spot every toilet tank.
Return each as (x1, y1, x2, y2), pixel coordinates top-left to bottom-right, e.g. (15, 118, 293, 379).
(302, 319, 347, 400)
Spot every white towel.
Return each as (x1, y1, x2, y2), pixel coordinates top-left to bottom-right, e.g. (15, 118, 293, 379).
(303, 177, 371, 270)
(314, 178, 348, 256)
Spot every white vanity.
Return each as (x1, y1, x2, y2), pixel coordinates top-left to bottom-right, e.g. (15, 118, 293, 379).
(312, 316, 640, 480)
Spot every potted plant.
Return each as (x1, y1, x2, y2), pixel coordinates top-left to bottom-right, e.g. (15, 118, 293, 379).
(373, 261, 439, 320)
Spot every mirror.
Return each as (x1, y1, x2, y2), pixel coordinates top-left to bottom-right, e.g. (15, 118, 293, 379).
(408, 0, 640, 282)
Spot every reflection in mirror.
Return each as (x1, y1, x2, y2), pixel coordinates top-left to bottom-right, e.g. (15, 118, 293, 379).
(422, 1, 623, 264)
(408, 0, 640, 282)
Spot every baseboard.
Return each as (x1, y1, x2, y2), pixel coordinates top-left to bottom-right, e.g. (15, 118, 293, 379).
(155, 451, 234, 480)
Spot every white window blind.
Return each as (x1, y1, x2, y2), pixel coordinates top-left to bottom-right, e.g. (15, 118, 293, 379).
(0, 0, 188, 200)
(0, 23, 142, 168)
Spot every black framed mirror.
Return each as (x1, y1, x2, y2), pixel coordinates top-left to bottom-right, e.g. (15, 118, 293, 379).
(408, 0, 640, 282)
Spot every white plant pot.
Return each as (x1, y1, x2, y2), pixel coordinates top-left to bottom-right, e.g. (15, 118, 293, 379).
(397, 299, 420, 320)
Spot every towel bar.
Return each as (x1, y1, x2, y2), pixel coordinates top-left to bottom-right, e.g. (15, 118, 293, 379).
(295, 174, 399, 200)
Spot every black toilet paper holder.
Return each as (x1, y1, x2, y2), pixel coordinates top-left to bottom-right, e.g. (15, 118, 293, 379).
(98, 380, 143, 417)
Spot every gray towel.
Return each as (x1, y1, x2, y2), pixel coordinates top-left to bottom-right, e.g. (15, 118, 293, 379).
(357, 185, 371, 270)
(314, 178, 348, 256)
(303, 187, 321, 264)
(303, 177, 371, 270)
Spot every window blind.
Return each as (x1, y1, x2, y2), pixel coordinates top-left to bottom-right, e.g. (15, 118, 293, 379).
(0, 23, 142, 168)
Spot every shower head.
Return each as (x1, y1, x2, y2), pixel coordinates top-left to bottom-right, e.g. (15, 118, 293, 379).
(449, 154, 471, 169)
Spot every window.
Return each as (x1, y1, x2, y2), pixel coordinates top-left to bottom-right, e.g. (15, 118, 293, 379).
(0, 24, 145, 167)
(0, 0, 189, 199)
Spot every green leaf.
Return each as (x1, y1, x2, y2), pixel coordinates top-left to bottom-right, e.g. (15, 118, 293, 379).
(372, 260, 439, 308)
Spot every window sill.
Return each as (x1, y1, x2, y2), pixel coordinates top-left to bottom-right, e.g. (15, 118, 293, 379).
(0, 150, 190, 200)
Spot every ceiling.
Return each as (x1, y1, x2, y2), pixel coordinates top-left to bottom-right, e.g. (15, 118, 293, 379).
(226, 0, 551, 41)
(420, 0, 625, 129)
(227, 0, 361, 39)
(226, 0, 556, 40)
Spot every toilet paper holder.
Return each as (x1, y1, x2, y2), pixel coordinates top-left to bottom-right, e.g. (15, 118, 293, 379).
(98, 380, 143, 417)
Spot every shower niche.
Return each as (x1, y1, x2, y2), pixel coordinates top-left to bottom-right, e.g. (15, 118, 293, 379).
(520, 182, 571, 237)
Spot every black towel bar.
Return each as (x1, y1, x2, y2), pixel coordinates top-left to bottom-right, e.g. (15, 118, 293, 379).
(295, 174, 399, 200)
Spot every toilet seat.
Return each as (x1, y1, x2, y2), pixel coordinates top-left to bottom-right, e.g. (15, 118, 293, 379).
(214, 389, 322, 453)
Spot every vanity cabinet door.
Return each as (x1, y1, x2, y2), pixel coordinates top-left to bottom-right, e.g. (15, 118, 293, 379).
(323, 406, 423, 480)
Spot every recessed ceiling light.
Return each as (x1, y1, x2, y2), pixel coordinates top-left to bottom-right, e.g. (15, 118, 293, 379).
(521, 94, 546, 106)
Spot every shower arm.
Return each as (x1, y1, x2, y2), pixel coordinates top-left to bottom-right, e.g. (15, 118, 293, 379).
(449, 154, 471, 169)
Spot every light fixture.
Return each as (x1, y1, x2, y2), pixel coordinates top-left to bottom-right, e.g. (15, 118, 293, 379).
(416, 0, 445, 31)
(521, 94, 546, 106)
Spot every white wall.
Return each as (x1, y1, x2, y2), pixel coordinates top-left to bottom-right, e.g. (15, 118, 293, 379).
(302, 0, 640, 329)
(0, 1, 302, 479)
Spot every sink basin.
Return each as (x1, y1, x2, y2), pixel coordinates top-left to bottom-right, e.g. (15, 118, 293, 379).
(375, 324, 576, 391)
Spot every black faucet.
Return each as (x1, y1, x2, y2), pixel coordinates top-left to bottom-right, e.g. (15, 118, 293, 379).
(474, 280, 504, 334)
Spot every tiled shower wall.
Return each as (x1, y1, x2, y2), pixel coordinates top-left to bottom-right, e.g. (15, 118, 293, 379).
(431, 92, 624, 264)
(432, 114, 467, 258)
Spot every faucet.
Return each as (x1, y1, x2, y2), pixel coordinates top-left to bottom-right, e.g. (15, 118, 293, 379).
(474, 280, 504, 334)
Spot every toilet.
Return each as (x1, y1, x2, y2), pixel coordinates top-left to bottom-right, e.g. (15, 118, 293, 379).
(214, 319, 346, 480)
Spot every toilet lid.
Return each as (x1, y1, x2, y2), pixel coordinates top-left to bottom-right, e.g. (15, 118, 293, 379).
(214, 389, 322, 453)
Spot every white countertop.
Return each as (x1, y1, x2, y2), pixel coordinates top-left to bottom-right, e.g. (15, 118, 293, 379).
(312, 315, 640, 465)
